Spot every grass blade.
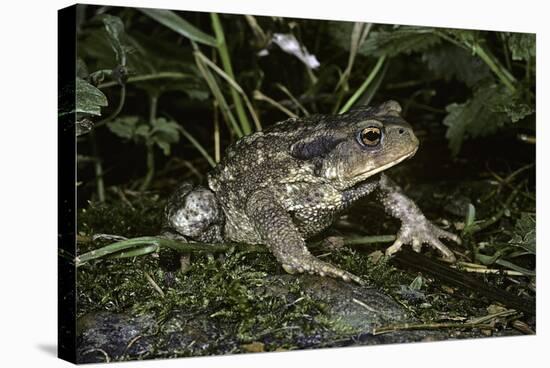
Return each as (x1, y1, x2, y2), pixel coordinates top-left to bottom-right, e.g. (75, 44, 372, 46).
(195, 51, 262, 131)
(139, 8, 217, 47)
(339, 55, 386, 114)
(193, 49, 244, 137)
(211, 13, 253, 135)
(178, 125, 216, 168)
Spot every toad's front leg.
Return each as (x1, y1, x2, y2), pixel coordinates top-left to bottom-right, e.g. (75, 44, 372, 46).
(377, 174, 460, 261)
(246, 190, 365, 285)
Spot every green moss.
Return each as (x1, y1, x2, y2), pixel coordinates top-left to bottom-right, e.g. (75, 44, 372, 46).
(77, 168, 535, 359)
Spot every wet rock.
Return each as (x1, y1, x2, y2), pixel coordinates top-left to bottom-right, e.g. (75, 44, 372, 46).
(77, 312, 156, 363)
(263, 275, 448, 347)
(76, 274, 456, 362)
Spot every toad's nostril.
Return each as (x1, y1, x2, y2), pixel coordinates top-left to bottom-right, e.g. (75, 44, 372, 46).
(398, 128, 405, 134)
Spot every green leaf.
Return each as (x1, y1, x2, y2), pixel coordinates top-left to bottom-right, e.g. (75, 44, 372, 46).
(409, 275, 425, 291)
(509, 212, 536, 254)
(101, 14, 128, 65)
(422, 45, 492, 87)
(76, 58, 89, 78)
(465, 203, 476, 228)
(440, 28, 480, 45)
(75, 77, 108, 116)
(138, 8, 217, 47)
(507, 33, 536, 61)
(151, 118, 181, 155)
(107, 116, 142, 139)
(134, 124, 151, 138)
(443, 84, 510, 155)
(491, 98, 534, 123)
(79, 16, 147, 74)
(327, 21, 355, 51)
(359, 26, 441, 57)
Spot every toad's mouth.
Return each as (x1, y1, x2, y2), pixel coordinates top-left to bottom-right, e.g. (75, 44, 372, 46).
(354, 146, 419, 180)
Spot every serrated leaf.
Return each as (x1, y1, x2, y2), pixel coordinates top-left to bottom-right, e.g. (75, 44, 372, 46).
(79, 19, 148, 74)
(492, 100, 534, 123)
(507, 33, 535, 61)
(327, 21, 355, 51)
(151, 118, 181, 156)
(139, 8, 217, 47)
(75, 77, 108, 116)
(107, 116, 141, 139)
(134, 124, 151, 138)
(509, 213, 535, 254)
(422, 45, 492, 87)
(152, 119, 180, 141)
(359, 26, 441, 57)
(443, 84, 510, 155)
(440, 28, 480, 45)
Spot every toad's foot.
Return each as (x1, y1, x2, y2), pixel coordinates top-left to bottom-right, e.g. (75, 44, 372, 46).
(247, 190, 366, 285)
(385, 220, 460, 262)
(282, 255, 365, 285)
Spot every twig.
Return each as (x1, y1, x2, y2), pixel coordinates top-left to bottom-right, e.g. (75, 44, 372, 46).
(352, 298, 378, 313)
(80, 348, 110, 363)
(453, 265, 527, 277)
(373, 321, 494, 335)
(144, 271, 165, 297)
(374, 308, 517, 335)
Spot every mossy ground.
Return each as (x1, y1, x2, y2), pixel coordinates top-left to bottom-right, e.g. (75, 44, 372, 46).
(76, 160, 535, 360)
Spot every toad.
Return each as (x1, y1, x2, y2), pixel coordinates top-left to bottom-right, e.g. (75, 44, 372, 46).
(164, 101, 459, 284)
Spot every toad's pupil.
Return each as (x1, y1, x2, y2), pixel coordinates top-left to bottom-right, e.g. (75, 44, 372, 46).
(363, 129, 380, 144)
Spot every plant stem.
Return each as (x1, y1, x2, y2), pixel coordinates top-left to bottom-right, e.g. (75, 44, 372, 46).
(436, 31, 517, 93)
(140, 144, 155, 191)
(193, 47, 243, 137)
(472, 43, 517, 93)
(213, 100, 221, 163)
(97, 72, 192, 89)
(211, 13, 252, 135)
(94, 84, 126, 128)
(89, 130, 105, 202)
(339, 55, 386, 114)
(139, 95, 158, 191)
(195, 51, 262, 131)
(179, 126, 216, 168)
(253, 90, 298, 118)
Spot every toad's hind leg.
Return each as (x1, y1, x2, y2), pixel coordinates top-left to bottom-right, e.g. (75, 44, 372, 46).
(246, 190, 365, 285)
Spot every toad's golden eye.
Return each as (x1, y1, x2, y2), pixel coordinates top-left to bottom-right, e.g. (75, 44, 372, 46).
(359, 127, 381, 146)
